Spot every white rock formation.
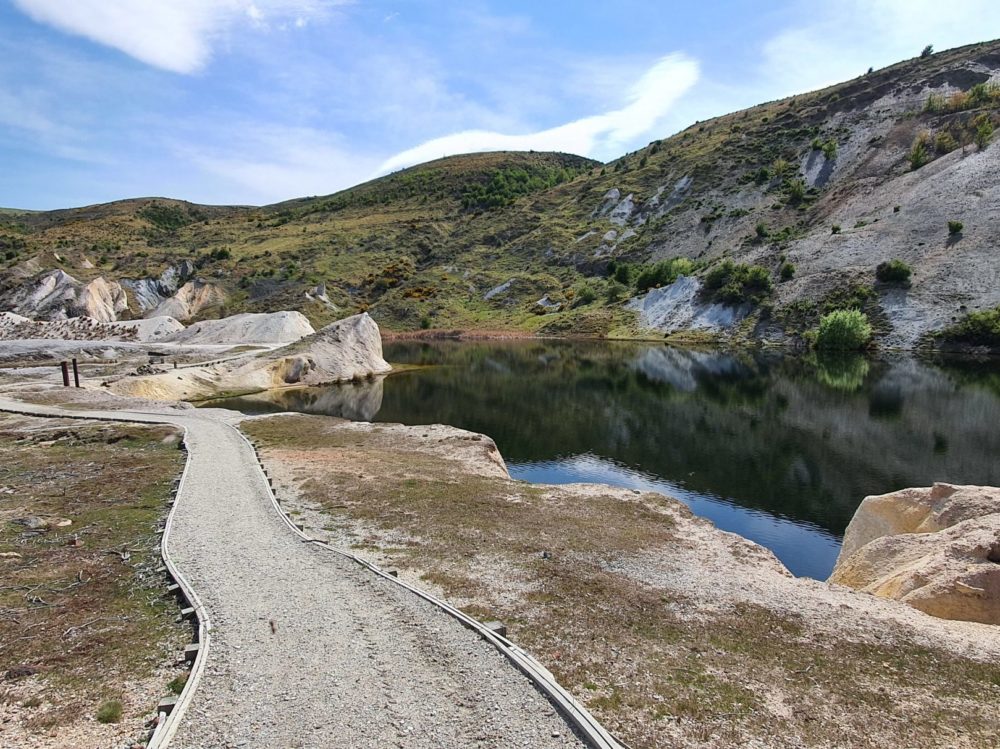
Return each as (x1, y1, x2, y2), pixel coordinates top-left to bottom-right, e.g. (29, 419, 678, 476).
(830, 483, 1000, 625)
(165, 311, 314, 346)
(627, 275, 750, 333)
(112, 312, 390, 401)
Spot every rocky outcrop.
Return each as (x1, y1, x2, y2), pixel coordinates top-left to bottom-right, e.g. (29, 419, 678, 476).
(75, 277, 128, 322)
(626, 276, 750, 334)
(830, 483, 1000, 625)
(6, 270, 128, 322)
(151, 279, 226, 321)
(164, 311, 314, 345)
(121, 261, 195, 312)
(111, 312, 390, 400)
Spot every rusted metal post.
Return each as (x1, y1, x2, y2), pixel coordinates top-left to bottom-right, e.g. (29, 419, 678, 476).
(71, 358, 80, 388)
(60, 361, 70, 387)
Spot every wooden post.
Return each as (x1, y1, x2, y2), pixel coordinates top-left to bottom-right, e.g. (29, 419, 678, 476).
(71, 358, 80, 388)
(60, 361, 70, 387)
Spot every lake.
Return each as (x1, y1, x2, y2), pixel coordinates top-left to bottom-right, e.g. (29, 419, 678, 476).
(201, 341, 1000, 579)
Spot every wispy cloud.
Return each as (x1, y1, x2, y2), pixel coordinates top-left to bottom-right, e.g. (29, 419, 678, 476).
(178, 125, 379, 203)
(10, 0, 344, 74)
(377, 54, 699, 174)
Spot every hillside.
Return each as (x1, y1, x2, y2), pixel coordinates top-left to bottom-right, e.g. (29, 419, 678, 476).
(1, 40, 999, 346)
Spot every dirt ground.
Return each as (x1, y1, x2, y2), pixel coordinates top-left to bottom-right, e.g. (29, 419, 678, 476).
(245, 413, 1000, 749)
(0, 413, 189, 749)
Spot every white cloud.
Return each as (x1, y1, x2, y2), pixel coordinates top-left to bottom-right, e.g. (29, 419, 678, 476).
(11, 0, 340, 74)
(377, 54, 699, 174)
(180, 125, 378, 203)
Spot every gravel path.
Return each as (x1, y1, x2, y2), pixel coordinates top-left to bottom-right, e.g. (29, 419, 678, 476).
(0, 399, 589, 749)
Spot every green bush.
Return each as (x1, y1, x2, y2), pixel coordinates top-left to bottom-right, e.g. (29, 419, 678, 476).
(96, 700, 123, 724)
(572, 281, 598, 307)
(635, 258, 696, 292)
(821, 139, 837, 160)
(786, 179, 807, 204)
(920, 45, 933, 58)
(831, 224, 841, 234)
(779, 262, 795, 281)
(974, 114, 994, 150)
(815, 309, 872, 350)
(875, 259, 912, 286)
(909, 133, 930, 170)
(940, 307, 1000, 346)
(948, 220, 963, 235)
(702, 260, 773, 305)
(755, 222, 769, 239)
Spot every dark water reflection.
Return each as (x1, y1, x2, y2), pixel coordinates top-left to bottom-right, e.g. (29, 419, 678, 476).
(202, 341, 1000, 579)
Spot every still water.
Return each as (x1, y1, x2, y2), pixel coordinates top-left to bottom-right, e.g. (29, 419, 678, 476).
(202, 341, 1000, 579)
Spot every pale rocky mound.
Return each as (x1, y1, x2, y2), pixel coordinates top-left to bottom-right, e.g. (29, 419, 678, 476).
(106, 316, 185, 342)
(830, 483, 1000, 625)
(164, 311, 314, 345)
(111, 312, 390, 400)
(5, 270, 128, 322)
(150, 279, 226, 322)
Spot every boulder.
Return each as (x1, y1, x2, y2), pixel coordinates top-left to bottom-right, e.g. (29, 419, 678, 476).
(830, 483, 1000, 625)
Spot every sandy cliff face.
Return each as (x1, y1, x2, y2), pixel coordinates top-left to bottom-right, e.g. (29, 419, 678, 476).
(830, 483, 1000, 625)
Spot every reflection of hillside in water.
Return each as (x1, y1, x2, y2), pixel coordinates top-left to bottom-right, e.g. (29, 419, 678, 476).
(204, 341, 1000, 547)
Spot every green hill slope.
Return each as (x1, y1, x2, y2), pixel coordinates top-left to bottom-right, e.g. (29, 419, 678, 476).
(2, 41, 999, 345)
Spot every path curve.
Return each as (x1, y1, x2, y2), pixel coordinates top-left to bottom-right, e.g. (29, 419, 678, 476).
(0, 398, 616, 749)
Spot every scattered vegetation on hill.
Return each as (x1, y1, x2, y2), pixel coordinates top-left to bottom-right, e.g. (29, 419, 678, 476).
(939, 306, 1000, 347)
(701, 260, 773, 305)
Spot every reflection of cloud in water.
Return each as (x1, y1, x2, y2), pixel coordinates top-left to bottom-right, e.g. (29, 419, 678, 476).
(509, 452, 842, 580)
(630, 347, 745, 392)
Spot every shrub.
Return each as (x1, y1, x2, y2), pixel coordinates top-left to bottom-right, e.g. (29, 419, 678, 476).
(755, 222, 769, 239)
(635, 257, 695, 292)
(702, 260, 773, 305)
(831, 224, 841, 234)
(96, 700, 123, 724)
(572, 282, 598, 306)
(772, 158, 790, 179)
(779, 262, 795, 280)
(940, 307, 1000, 346)
(815, 309, 872, 350)
(934, 130, 958, 154)
(821, 139, 837, 160)
(948, 220, 963, 235)
(974, 114, 994, 150)
(753, 167, 771, 185)
(909, 132, 931, 170)
(875, 259, 912, 286)
(920, 45, 934, 58)
(786, 179, 807, 204)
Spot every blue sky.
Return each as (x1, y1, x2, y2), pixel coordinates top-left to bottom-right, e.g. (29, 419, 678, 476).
(2, 0, 999, 209)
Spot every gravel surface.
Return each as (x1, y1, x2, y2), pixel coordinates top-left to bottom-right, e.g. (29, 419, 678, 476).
(0, 398, 588, 749)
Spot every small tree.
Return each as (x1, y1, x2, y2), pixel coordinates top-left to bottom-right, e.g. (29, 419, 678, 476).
(816, 309, 872, 350)
(948, 220, 964, 236)
(909, 133, 931, 170)
(974, 115, 994, 150)
(921, 45, 934, 58)
(779, 262, 795, 281)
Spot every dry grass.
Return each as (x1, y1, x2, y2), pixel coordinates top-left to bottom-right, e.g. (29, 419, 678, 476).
(245, 413, 1000, 749)
(0, 413, 188, 740)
